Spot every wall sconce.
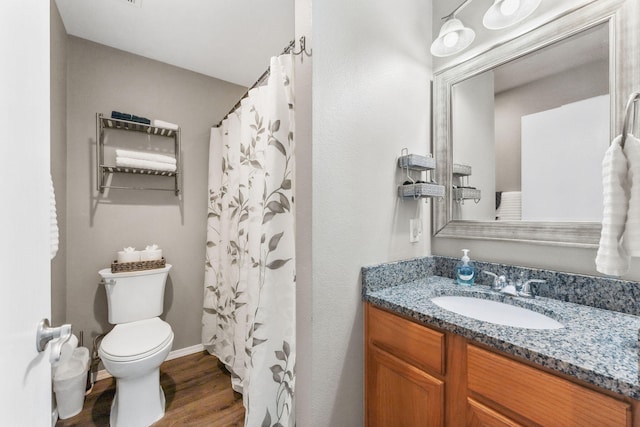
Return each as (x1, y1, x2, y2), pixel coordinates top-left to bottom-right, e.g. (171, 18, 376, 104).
(431, 0, 542, 57)
(430, 17, 476, 57)
(483, 0, 542, 29)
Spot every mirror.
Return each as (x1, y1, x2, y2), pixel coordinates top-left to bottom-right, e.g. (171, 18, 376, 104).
(433, 0, 639, 246)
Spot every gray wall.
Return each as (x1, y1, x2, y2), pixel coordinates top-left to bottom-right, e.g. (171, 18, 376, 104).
(64, 36, 246, 350)
(50, 0, 67, 326)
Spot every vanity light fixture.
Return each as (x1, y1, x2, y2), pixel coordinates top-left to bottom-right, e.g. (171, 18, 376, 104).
(430, 17, 476, 57)
(430, 0, 476, 57)
(483, 0, 542, 30)
(431, 0, 543, 57)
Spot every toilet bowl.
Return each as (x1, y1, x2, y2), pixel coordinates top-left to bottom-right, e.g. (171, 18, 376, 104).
(98, 265, 173, 427)
(99, 318, 174, 427)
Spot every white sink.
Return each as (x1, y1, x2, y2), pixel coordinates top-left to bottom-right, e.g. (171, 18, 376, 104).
(431, 296, 563, 330)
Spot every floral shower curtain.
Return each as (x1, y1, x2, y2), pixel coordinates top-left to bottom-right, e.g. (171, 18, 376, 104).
(202, 54, 295, 427)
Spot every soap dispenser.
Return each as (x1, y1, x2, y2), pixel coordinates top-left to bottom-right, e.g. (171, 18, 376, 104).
(455, 249, 477, 286)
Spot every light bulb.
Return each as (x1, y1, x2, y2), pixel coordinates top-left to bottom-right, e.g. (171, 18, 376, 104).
(500, 0, 520, 16)
(443, 31, 460, 48)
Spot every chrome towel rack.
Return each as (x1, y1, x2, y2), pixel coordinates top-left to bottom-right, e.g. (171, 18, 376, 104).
(621, 91, 640, 148)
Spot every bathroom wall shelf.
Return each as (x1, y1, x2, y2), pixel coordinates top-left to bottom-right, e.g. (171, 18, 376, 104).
(398, 154, 436, 171)
(96, 113, 181, 195)
(397, 149, 444, 200)
(452, 163, 481, 203)
(399, 183, 446, 199)
(452, 163, 472, 176)
(453, 187, 482, 204)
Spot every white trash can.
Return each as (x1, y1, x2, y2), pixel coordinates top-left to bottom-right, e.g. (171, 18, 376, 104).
(53, 346, 90, 419)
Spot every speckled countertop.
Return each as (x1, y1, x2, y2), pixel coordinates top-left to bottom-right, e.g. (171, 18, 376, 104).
(364, 275, 640, 399)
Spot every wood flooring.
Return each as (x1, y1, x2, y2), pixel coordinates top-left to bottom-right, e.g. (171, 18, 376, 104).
(56, 351, 245, 427)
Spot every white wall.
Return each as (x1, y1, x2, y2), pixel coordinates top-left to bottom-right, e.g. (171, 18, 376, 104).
(294, 0, 312, 423)
(452, 71, 495, 221)
(305, 0, 433, 425)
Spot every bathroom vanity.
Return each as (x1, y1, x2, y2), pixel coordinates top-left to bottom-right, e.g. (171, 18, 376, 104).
(366, 304, 636, 426)
(362, 258, 640, 426)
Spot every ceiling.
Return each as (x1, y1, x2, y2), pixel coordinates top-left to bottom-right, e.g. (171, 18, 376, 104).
(55, 0, 295, 87)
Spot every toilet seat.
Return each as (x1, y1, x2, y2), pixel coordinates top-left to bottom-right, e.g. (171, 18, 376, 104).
(100, 317, 173, 363)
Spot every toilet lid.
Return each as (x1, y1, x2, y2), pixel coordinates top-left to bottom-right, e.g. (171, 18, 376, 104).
(100, 317, 173, 362)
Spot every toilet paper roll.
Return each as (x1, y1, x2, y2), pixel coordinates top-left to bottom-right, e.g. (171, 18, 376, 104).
(52, 334, 79, 369)
(140, 249, 162, 261)
(117, 251, 141, 263)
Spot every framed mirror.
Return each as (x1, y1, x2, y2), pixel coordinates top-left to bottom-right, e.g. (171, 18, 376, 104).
(433, 0, 639, 247)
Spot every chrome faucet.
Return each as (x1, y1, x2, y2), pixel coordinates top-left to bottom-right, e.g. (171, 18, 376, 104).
(482, 271, 507, 291)
(518, 279, 546, 298)
(482, 270, 545, 298)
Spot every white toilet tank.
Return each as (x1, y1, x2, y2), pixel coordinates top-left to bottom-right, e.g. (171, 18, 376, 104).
(98, 265, 172, 324)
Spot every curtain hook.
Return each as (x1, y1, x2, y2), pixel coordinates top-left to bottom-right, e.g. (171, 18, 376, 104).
(291, 36, 312, 61)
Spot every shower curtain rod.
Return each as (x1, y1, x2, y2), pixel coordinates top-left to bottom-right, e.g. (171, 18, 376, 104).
(214, 39, 296, 128)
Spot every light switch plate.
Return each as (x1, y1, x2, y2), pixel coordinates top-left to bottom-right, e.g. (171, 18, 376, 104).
(409, 218, 421, 243)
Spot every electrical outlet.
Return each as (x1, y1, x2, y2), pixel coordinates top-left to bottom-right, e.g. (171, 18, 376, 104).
(409, 219, 421, 243)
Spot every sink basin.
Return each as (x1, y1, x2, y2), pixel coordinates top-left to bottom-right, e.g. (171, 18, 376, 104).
(431, 296, 563, 330)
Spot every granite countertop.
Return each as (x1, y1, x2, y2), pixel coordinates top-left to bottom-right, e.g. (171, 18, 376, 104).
(364, 275, 640, 399)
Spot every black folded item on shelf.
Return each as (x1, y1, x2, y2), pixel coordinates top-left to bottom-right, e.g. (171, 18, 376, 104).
(110, 111, 151, 125)
(131, 115, 151, 125)
(111, 111, 132, 121)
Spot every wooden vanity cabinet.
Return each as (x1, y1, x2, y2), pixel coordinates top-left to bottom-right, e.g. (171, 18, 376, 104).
(366, 303, 446, 426)
(365, 303, 636, 427)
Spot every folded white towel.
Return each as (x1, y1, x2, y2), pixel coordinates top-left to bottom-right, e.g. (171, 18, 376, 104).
(50, 175, 59, 260)
(116, 157, 177, 172)
(153, 119, 179, 131)
(115, 149, 176, 165)
(596, 135, 630, 276)
(623, 134, 640, 256)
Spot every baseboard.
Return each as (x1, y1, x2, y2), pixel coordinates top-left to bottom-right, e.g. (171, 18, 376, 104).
(166, 343, 205, 361)
(95, 343, 206, 382)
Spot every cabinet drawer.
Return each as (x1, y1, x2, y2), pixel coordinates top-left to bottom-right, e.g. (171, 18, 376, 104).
(366, 304, 445, 375)
(467, 345, 631, 426)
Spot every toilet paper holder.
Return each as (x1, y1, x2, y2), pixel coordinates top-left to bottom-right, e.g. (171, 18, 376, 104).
(36, 318, 72, 363)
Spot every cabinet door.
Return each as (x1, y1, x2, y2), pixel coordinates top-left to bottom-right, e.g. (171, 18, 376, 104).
(467, 398, 523, 427)
(366, 345, 444, 427)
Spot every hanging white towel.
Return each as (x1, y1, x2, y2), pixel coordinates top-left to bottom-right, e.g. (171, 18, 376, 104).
(115, 149, 176, 165)
(595, 135, 630, 276)
(116, 156, 177, 172)
(623, 134, 640, 256)
(50, 175, 59, 260)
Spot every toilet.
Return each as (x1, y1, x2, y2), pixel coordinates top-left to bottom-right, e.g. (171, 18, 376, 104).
(98, 265, 174, 427)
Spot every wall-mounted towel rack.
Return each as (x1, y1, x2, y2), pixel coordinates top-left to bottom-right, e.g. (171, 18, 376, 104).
(621, 91, 640, 148)
(96, 113, 181, 195)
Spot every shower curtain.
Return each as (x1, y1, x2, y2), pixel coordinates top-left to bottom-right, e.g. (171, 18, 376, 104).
(202, 54, 295, 427)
